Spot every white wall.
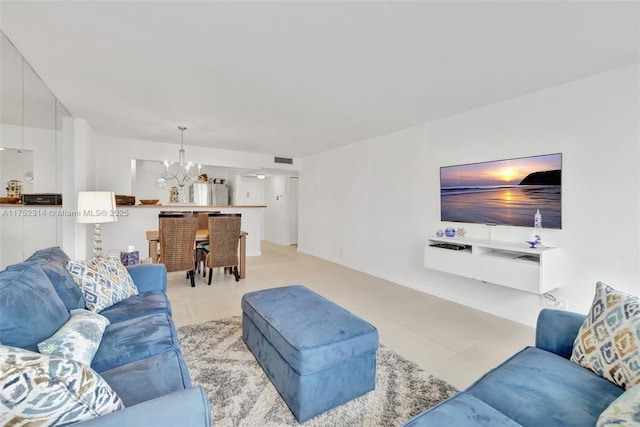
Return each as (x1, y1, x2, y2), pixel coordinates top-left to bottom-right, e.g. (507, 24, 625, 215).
(68, 119, 96, 260)
(89, 134, 299, 257)
(263, 175, 299, 245)
(298, 64, 640, 326)
(234, 175, 266, 239)
(134, 160, 232, 204)
(93, 135, 299, 197)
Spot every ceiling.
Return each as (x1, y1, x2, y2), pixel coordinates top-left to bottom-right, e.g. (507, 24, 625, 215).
(1, 1, 638, 158)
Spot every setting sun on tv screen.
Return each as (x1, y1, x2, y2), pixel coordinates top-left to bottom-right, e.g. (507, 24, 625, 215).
(440, 153, 562, 229)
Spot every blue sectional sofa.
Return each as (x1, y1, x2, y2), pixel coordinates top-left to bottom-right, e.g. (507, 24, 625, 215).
(403, 309, 625, 426)
(0, 247, 211, 426)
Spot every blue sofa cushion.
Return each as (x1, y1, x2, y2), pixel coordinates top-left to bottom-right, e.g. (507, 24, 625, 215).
(91, 312, 181, 373)
(126, 264, 167, 293)
(403, 392, 523, 426)
(28, 246, 71, 265)
(535, 308, 585, 359)
(99, 290, 172, 324)
(99, 350, 192, 407)
(75, 387, 212, 427)
(0, 263, 69, 351)
(466, 346, 624, 427)
(241, 285, 379, 375)
(24, 246, 85, 311)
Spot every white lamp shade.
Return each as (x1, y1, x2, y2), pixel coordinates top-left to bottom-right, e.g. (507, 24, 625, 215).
(77, 191, 117, 224)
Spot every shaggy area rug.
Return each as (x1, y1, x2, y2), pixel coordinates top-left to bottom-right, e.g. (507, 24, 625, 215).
(177, 316, 457, 427)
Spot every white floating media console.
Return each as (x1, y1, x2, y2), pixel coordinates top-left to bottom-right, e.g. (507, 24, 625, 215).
(424, 236, 561, 294)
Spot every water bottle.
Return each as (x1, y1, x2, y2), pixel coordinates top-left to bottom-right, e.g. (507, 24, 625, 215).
(534, 209, 542, 229)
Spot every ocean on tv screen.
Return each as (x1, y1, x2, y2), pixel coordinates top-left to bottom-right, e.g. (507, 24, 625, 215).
(440, 153, 562, 229)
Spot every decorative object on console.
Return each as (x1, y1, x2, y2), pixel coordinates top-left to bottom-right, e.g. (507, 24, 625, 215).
(77, 191, 117, 256)
(169, 186, 179, 203)
(6, 179, 22, 197)
(456, 227, 466, 237)
(115, 194, 136, 205)
(444, 227, 456, 237)
(0, 197, 21, 204)
(526, 235, 541, 248)
(571, 282, 640, 389)
(534, 208, 542, 228)
(139, 199, 160, 205)
(436, 229, 444, 237)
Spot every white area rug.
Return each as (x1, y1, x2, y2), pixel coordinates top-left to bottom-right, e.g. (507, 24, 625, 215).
(178, 316, 457, 427)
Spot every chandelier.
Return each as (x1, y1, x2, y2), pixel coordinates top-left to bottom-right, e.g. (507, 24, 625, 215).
(155, 126, 198, 189)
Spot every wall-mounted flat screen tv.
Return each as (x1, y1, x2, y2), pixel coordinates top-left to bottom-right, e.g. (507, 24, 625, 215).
(440, 153, 562, 229)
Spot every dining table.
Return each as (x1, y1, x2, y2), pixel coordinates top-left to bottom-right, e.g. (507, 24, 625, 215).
(146, 229, 248, 279)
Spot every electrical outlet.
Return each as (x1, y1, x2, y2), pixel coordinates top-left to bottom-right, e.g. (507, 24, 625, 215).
(246, 191, 250, 198)
(543, 292, 566, 310)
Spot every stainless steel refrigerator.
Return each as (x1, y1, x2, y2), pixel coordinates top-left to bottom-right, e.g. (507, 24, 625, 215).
(190, 182, 229, 206)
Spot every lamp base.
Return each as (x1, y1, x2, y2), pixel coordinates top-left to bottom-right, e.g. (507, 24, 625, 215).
(93, 223, 103, 257)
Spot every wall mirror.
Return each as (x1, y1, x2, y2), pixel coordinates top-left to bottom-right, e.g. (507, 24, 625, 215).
(0, 148, 34, 197)
(0, 30, 71, 268)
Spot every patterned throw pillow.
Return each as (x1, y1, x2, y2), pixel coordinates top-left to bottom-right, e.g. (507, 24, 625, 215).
(571, 282, 640, 389)
(0, 345, 124, 426)
(597, 384, 640, 426)
(66, 255, 139, 313)
(38, 309, 110, 366)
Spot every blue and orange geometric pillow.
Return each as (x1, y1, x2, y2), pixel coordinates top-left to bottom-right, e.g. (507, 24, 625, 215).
(65, 255, 138, 313)
(571, 282, 640, 390)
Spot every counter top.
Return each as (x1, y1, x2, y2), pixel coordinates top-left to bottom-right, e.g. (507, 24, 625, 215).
(0, 204, 266, 208)
(0, 204, 61, 208)
(119, 204, 267, 208)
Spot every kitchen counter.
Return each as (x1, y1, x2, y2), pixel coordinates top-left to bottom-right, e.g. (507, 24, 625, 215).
(97, 205, 266, 261)
(120, 204, 266, 208)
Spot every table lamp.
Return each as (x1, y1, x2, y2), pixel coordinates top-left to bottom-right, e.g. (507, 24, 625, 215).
(77, 191, 117, 256)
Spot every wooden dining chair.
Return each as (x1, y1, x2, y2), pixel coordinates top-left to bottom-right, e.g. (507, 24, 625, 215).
(206, 213, 241, 284)
(194, 211, 220, 276)
(158, 213, 198, 287)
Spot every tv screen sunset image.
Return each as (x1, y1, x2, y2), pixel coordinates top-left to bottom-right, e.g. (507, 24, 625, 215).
(440, 153, 562, 229)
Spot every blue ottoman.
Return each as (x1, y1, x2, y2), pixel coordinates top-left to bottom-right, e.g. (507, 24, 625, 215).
(241, 285, 379, 422)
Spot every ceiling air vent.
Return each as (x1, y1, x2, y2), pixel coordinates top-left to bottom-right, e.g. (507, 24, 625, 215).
(274, 156, 293, 165)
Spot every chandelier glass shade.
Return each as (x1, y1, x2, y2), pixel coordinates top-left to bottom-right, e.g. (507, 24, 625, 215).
(156, 126, 198, 189)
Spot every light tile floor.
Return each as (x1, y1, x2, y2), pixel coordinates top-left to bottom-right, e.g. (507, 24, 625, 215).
(166, 241, 535, 390)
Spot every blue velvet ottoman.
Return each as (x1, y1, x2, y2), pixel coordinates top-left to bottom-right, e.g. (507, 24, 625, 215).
(241, 285, 379, 422)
